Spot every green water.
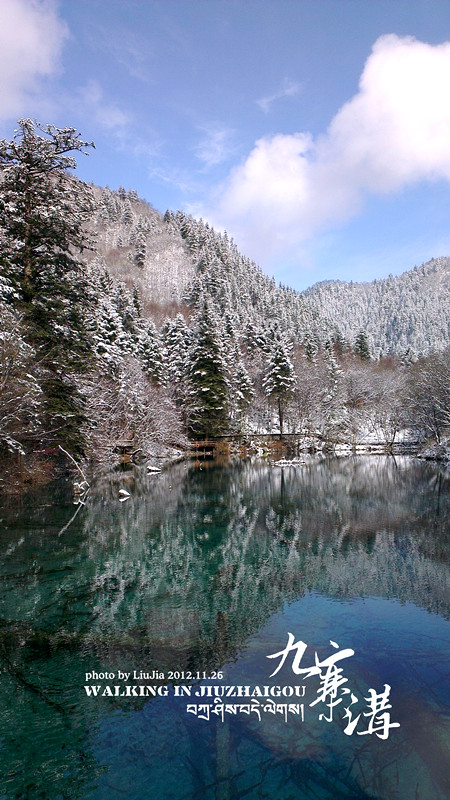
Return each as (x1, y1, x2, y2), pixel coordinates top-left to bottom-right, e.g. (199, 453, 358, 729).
(0, 456, 448, 799)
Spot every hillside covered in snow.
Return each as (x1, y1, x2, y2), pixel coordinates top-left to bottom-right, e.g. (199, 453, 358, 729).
(0, 121, 449, 481)
(89, 186, 449, 360)
(303, 257, 450, 358)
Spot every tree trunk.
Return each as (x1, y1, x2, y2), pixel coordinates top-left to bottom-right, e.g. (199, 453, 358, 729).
(278, 397, 284, 437)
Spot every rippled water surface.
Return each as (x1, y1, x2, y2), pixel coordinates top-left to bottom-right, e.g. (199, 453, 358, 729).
(0, 456, 449, 799)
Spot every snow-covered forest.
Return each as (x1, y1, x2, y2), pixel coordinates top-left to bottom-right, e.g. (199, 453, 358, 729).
(304, 257, 450, 359)
(1, 121, 449, 483)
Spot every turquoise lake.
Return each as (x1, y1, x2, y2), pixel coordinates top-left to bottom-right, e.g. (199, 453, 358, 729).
(0, 456, 448, 799)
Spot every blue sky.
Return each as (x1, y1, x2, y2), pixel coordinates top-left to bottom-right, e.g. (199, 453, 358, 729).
(2, 0, 450, 290)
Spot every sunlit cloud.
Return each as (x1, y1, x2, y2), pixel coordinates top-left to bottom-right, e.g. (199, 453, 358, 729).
(0, 0, 68, 122)
(206, 35, 450, 266)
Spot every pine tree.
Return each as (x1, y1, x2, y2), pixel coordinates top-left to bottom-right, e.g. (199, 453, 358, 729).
(332, 329, 349, 357)
(0, 120, 94, 315)
(162, 314, 191, 392)
(161, 314, 193, 433)
(263, 338, 296, 435)
(113, 282, 140, 338)
(304, 335, 318, 361)
(138, 321, 163, 384)
(122, 199, 133, 226)
(0, 120, 95, 452)
(188, 300, 228, 439)
(0, 304, 43, 454)
(92, 296, 130, 368)
(132, 287, 141, 317)
(354, 330, 371, 361)
(321, 339, 347, 437)
(229, 352, 254, 433)
(134, 231, 147, 268)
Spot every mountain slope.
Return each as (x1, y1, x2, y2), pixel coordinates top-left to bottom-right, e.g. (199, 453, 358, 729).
(89, 186, 195, 313)
(87, 187, 449, 359)
(303, 257, 450, 358)
(85, 190, 334, 349)
(2, 140, 449, 478)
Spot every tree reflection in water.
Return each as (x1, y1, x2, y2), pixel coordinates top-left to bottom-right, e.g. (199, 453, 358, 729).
(0, 456, 448, 799)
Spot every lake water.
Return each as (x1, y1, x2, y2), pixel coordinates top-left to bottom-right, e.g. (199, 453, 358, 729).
(0, 456, 448, 800)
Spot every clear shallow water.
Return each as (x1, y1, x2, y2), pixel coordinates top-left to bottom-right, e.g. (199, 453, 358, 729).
(0, 456, 448, 799)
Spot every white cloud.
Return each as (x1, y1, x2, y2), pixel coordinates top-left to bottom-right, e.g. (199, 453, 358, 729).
(0, 0, 68, 121)
(208, 35, 450, 265)
(257, 78, 300, 113)
(78, 80, 131, 132)
(194, 123, 236, 168)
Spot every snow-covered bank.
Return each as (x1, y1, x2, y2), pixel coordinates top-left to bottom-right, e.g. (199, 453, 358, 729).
(417, 435, 450, 464)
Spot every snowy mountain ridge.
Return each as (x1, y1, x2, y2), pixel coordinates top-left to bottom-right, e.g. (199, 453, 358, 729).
(88, 185, 449, 358)
(302, 256, 450, 357)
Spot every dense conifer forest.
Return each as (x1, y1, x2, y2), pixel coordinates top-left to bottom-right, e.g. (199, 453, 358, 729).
(1, 121, 449, 485)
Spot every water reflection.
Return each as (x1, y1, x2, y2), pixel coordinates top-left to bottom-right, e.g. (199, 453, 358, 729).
(0, 457, 448, 799)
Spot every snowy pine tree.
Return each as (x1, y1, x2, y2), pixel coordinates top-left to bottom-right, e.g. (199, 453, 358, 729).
(354, 330, 371, 361)
(263, 338, 296, 435)
(0, 120, 95, 451)
(138, 321, 163, 384)
(187, 300, 228, 438)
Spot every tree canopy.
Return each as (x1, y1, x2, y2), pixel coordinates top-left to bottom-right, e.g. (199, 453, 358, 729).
(0, 120, 96, 452)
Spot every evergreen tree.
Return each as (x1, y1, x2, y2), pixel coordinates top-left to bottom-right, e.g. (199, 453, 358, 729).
(161, 314, 193, 432)
(0, 304, 43, 455)
(229, 351, 254, 432)
(321, 339, 347, 437)
(138, 321, 163, 384)
(188, 300, 228, 439)
(354, 330, 371, 361)
(0, 119, 94, 316)
(332, 329, 349, 357)
(134, 231, 147, 268)
(122, 199, 133, 225)
(113, 282, 140, 337)
(304, 335, 318, 361)
(263, 338, 296, 435)
(0, 119, 95, 451)
(132, 286, 141, 317)
(91, 296, 130, 368)
(162, 313, 191, 391)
